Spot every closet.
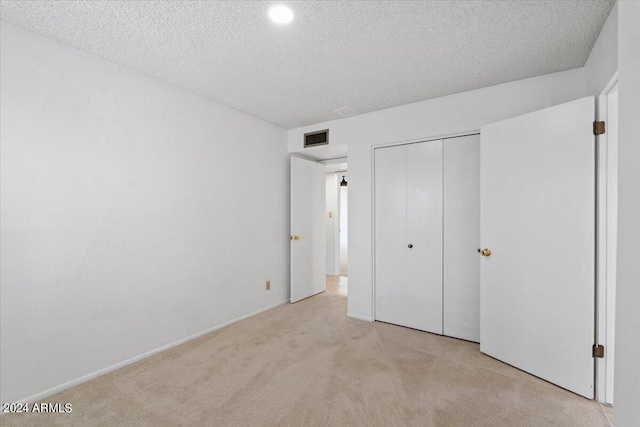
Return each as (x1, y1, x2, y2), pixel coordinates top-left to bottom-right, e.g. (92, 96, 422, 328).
(374, 134, 480, 342)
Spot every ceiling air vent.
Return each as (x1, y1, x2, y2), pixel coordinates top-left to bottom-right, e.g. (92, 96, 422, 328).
(304, 129, 329, 148)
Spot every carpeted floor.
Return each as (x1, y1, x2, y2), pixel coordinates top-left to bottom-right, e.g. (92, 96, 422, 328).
(1, 276, 612, 426)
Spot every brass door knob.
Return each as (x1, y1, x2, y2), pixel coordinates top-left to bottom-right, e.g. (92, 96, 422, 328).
(290, 235, 300, 241)
(480, 248, 492, 257)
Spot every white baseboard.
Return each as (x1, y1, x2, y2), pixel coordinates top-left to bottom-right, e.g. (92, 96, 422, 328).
(347, 312, 373, 322)
(11, 298, 290, 405)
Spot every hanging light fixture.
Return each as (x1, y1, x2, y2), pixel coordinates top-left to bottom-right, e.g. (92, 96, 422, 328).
(340, 176, 348, 187)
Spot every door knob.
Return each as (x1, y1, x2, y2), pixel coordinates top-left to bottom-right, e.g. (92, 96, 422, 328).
(408, 244, 413, 249)
(480, 248, 491, 257)
(291, 235, 300, 241)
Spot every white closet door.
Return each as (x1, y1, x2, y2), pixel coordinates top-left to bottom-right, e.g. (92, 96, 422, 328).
(406, 141, 443, 333)
(443, 134, 480, 342)
(374, 145, 407, 326)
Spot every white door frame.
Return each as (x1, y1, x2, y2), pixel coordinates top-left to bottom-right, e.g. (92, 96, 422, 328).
(320, 158, 347, 278)
(334, 173, 342, 276)
(326, 172, 341, 276)
(596, 72, 618, 404)
(338, 175, 348, 275)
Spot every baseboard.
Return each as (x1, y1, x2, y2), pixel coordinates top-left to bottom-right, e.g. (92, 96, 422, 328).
(10, 298, 290, 405)
(347, 312, 373, 322)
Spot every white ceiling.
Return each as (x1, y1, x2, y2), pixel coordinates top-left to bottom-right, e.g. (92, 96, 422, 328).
(0, 1, 614, 129)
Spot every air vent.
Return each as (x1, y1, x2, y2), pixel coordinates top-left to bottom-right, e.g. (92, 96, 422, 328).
(304, 129, 329, 148)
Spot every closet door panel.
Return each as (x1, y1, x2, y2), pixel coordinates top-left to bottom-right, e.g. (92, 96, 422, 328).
(374, 145, 407, 326)
(444, 134, 481, 342)
(406, 140, 443, 334)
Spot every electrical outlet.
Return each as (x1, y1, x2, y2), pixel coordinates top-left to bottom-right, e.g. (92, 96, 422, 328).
(266, 280, 271, 291)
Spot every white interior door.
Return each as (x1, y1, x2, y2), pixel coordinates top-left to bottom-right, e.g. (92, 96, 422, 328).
(480, 97, 596, 398)
(291, 157, 326, 303)
(444, 134, 480, 342)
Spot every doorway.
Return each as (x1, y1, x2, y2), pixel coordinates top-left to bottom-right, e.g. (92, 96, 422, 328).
(290, 155, 348, 302)
(339, 175, 348, 277)
(324, 162, 348, 296)
(336, 173, 348, 296)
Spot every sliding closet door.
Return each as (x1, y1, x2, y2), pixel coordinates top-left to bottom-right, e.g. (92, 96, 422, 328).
(374, 145, 407, 326)
(443, 134, 480, 342)
(406, 141, 443, 333)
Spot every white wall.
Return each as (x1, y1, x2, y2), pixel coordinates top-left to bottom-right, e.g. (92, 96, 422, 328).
(325, 173, 339, 275)
(614, 2, 640, 426)
(289, 68, 587, 320)
(0, 23, 289, 404)
(584, 2, 618, 95)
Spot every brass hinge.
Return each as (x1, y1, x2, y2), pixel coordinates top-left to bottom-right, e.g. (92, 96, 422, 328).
(593, 121, 606, 135)
(592, 344, 605, 358)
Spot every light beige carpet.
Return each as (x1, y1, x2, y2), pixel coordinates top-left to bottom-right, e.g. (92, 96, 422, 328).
(1, 277, 612, 427)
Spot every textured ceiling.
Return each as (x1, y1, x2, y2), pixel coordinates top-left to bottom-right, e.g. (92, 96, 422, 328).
(0, 1, 614, 129)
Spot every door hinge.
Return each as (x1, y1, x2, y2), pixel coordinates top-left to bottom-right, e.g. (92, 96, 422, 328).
(592, 344, 605, 358)
(593, 121, 606, 135)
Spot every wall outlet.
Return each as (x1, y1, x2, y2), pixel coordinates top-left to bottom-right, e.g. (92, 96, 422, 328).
(266, 280, 271, 291)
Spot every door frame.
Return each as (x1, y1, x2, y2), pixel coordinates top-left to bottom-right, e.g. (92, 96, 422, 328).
(371, 130, 479, 322)
(595, 72, 618, 404)
(338, 175, 348, 275)
(326, 172, 341, 276)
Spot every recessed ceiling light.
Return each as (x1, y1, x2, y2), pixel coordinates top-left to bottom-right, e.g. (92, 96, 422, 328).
(268, 4, 295, 25)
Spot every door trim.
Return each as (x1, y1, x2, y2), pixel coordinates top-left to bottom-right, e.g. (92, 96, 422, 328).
(595, 71, 618, 404)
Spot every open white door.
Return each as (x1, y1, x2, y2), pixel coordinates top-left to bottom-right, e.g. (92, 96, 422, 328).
(480, 97, 596, 398)
(290, 157, 326, 303)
